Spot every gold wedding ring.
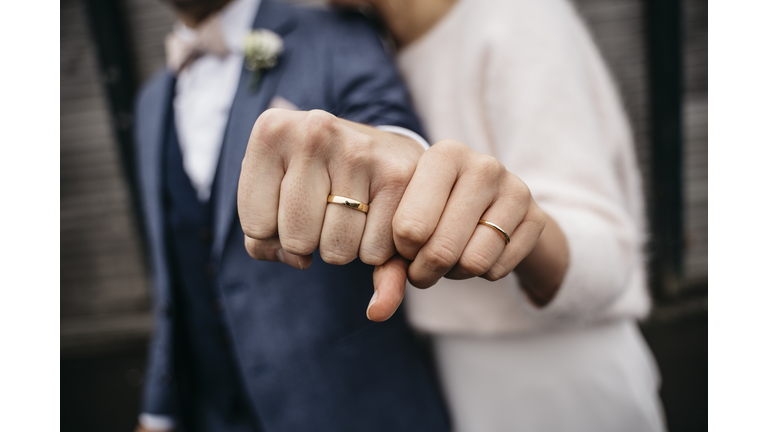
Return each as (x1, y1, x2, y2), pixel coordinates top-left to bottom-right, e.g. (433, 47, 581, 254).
(327, 194, 369, 214)
(478, 220, 511, 245)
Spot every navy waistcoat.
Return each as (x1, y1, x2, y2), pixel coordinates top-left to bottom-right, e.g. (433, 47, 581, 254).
(163, 112, 260, 431)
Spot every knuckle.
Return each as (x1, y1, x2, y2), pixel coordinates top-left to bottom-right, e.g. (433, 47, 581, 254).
(484, 263, 510, 281)
(430, 139, 470, 167)
(501, 173, 532, 204)
(320, 249, 356, 266)
(359, 247, 392, 266)
(471, 154, 504, 176)
(458, 250, 494, 276)
(433, 139, 467, 157)
(511, 173, 531, 195)
(240, 216, 273, 240)
(251, 108, 288, 144)
(349, 130, 375, 149)
(244, 236, 265, 260)
(340, 134, 374, 170)
(257, 107, 282, 124)
(409, 277, 437, 289)
(299, 110, 338, 157)
(422, 239, 461, 271)
(244, 236, 258, 259)
(375, 161, 414, 195)
(279, 236, 317, 256)
(388, 162, 414, 188)
(406, 265, 438, 289)
(373, 163, 414, 198)
(393, 216, 432, 247)
(304, 109, 337, 136)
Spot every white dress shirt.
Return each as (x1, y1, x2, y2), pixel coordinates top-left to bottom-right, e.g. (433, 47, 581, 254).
(173, 0, 261, 201)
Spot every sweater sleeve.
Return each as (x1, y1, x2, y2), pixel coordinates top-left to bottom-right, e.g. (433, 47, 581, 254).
(483, 0, 649, 322)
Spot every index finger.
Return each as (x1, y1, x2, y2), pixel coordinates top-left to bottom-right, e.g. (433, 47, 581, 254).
(392, 140, 462, 260)
(238, 109, 291, 241)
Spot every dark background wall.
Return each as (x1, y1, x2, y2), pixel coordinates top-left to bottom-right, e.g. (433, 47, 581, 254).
(60, 0, 707, 430)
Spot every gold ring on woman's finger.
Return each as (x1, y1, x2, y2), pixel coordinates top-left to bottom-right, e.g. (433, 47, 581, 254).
(478, 220, 510, 245)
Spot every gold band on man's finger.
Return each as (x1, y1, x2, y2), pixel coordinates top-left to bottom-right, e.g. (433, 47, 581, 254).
(478, 220, 511, 245)
(327, 195, 369, 214)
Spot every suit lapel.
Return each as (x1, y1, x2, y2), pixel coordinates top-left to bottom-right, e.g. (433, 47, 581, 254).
(211, 0, 297, 259)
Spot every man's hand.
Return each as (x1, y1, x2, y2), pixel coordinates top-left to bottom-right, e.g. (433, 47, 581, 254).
(238, 109, 424, 319)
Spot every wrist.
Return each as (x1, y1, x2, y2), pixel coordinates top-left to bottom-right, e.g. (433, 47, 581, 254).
(514, 213, 569, 306)
(375, 125, 430, 151)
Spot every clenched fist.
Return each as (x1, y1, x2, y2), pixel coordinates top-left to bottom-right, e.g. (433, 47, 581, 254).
(237, 109, 424, 319)
(394, 139, 548, 288)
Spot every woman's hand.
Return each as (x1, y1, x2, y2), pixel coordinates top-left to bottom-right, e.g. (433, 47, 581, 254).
(389, 140, 568, 304)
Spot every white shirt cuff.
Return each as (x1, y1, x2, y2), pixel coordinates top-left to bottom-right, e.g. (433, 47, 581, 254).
(375, 125, 430, 151)
(139, 413, 176, 431)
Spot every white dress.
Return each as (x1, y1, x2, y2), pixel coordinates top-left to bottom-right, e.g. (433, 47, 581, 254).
(433, 320, 665, 432)
(395, 0, 667, 430)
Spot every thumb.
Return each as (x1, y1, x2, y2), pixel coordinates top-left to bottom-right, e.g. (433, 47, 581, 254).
(367, 254, 409, 322)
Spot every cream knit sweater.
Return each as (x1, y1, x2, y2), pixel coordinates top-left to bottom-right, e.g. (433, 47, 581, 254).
(397, 0, 650, 335)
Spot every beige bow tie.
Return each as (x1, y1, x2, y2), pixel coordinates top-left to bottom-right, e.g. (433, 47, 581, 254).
(165, 15, 230, 74)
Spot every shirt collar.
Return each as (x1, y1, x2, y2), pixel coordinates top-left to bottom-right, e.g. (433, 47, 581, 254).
(173, 0, 262, 54)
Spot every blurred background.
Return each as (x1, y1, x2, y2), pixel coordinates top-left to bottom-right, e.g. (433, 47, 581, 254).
(60, 0, 707, 430)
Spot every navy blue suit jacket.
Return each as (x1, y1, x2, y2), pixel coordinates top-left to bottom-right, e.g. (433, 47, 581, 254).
(134, 1, 449, 430)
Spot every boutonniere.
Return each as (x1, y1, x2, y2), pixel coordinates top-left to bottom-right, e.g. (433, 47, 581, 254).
(243, 29, 284, 91)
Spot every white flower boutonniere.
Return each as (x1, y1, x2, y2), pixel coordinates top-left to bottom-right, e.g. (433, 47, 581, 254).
(244, 29, 284, 91)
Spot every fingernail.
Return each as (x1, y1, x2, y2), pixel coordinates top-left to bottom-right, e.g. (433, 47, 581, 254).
(366, 290, 379, 321)
(276, 248, 304, 270)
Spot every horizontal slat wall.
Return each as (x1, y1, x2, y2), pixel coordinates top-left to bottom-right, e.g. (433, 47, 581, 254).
(120, 0, 175, 84)
(682, 0, 707, 287)
(61, 0, 151, 355)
